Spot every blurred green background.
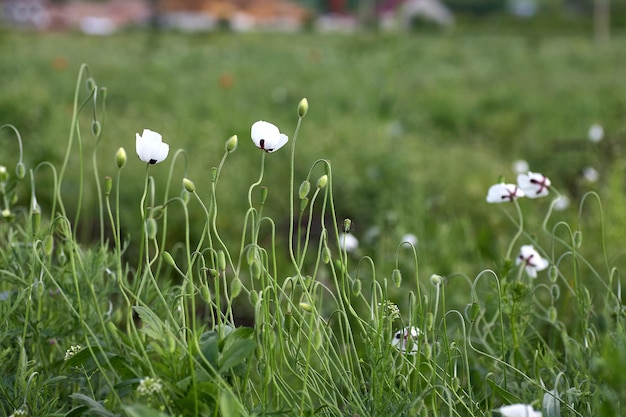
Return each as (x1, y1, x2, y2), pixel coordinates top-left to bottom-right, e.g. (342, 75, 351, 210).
(1, 12, 625, 312)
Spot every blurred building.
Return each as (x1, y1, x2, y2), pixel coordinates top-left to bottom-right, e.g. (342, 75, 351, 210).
(158, 0, 311, 31)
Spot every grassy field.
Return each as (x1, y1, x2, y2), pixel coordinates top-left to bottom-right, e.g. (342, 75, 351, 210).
(1, 28, 626, 416)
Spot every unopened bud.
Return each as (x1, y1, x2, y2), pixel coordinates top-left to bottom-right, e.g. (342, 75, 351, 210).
(230, 277, 242, 299)
(86, 77, 96, 92)
(298, 180, 311, 199)
(217, 250, 226, 272)
(43, 235, 54, 257)
(299, 302, 313, 313)
(104, 176, 112, 195)
(392, 269, 402, 288)
(317, 175, 328, 189)
(322, 247, 331, 264)
(0, 166, 8, 181)
(548, 306, 558, 323)
(183, 178, 195, 193)
(15, 162, 25, 179)
(225, 135, 238, 153)
(115, 147, 127, 168)
(430, 274, 443, 286)
(162, 251, 176, 267)
(573, 230, 583, 248)
(298, 98, 309, 117)
(201, 285, 211, 302)
(343, 218, 352, 233)
(145, 218, 158, 240)
(351, 278, 361, 296)
(425, 312, 434, 331)
(260, 186, 268, 204)
(91, 120, 101, 137)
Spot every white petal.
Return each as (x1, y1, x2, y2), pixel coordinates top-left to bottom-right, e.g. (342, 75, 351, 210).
(136, 129, 169, 164)
(268, 133, 289, 153)
(497, 403, 542, 417)
(251, 120, 280, 150)
(487, 183, 524, 203)
(338, 233, 359, 252)
(517, 172, 551, 198)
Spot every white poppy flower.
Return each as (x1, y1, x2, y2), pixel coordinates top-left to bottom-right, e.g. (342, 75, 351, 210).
(401, 233, 418, 246)
(516, 245, 549, 278)
(517, 171, 551, 198)
(588, 123, 604, 143)
(136, 129, 169, 164)
(338, 232, 359, 253)
(251, 120, 288, 153)
(553, 195, 570, 211)
(496, 403, 542, 417)
(486, 183, 525, 203)
(391, 326, 420, 355)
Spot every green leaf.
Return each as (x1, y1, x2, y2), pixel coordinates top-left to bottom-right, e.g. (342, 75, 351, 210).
(68, 393, 118, 417)
(133, 306, 165, 342)
(124, 404, 171, 417)
(220, 389, 242, 417)
(486, 379, 522, 405)
(219, 328, 256, 373)
(198, 330, 219, 370)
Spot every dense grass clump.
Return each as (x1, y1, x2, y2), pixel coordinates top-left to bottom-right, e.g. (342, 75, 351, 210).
(0, 31, 625, 416)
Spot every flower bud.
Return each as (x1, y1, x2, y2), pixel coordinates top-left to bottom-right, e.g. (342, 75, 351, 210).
(260, 186, 268, 205)
(430, 274, 443, 286)
(57, 249, 67, 265)
(299, 302, 313, 313)
(43, 235, 54, 257)
(104, 176, 112, 195)
(322, 246, 331, 264)
(549, 265, 559, 283)
(165, 331, 176, 354)
(300, 197, 309, 212)
(91, 120, 101, 137)
(343, 218, 352, 233)
(317, 175, 328, 189)
(351, 278, 362, 296)
(312, 330, 323, 349)
(425, 312, 434, 331)
(211, 167, 218, 183)
(145, 218, 158, 240)
(230, 277, 242, 299)
(283, 310, 293, 332)
(85, 77, 96, 92)
(183, 178, 195, 193)
(162, 251, 176, 267)
(217, 250, 226, 272)
(298, 180, 311, 199)
(201, 285, 211, 302)
(249, 289, 259, 306)
(0, 166, 8, 181)
(297, 98, 309, 117)
(392, 269, 402, 288)
(1, 208, 11, 219)
(548, 306, 558, 323)
(115, 147, 127, 168)
(225, 134, 238, 153)
(250, 260, 261, 279)
(573, 230, 583, 248)
(15, 162, 25, 179)
(465, 302, 481, 322)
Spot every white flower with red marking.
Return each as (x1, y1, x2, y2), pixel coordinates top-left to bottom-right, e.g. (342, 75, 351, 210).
(517, 172, 551, 199)
(486, 183, 525, 203)
(391, 326, 420, 355)
(251, 121, 288, 153)
(136, 129, 169, 164)
(496, 403, 542, 417)
(516, 245, 549, 278)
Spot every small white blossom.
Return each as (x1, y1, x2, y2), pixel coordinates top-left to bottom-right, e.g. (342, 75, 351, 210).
(251, 120, 288, 153)
(486, 183, 525, 203)
(512, 159, 529, 174)
(588, 123, 604, 143)
(496, 403, 542, 417)
(400, 233, 418, 246)
(137, 376, 163, 397)
(136, 129, 169, 164)
(516, 245, 549, 278)
(553, 194, 570, 211)
(392, 326, 421, 355)
(583, 166, 599, 183)
(338, 233, 359, 253)
(517, 172, 551, 199)
(8, 407, 28, 417)
(64, 344, 82, 361)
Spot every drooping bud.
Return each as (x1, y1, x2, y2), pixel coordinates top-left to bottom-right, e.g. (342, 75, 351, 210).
(322, 247, 331, 264)
(230, 277, 242, 299)
(392, 269, 402, 288)
(145, 218, 158, 240)
(299, 302, 313, 313)
(183, 178, 195, 193)
(91, 120, 101, 137)
(217, 250, 226, 272)
(430, 274, 443, 286)
(225, 134, 238, 153)
(298, 180, 311, 199)
(43, 235, 54, 257)
(115, 147, 127, 168)
(162, 251, 176, 267)
(317, 175, 328, 189)
(15, 162, 25, 179)
(351, 278, 361, 296)
(298, 98, 309, 117)
(104, 176, 112, 195)
(0, 166, 8, 181)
